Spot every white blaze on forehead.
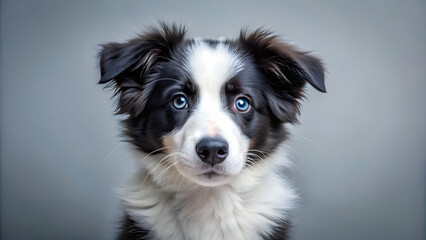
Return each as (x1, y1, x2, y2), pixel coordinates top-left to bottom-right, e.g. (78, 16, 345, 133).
(184, 40, 244, 143)
(187, 40, 243, 99)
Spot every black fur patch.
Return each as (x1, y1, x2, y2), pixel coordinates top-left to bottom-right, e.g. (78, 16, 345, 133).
(117, 214, 151, 240)
(236, 28, 325, 123)
(264, 220, 292, 240)
(98, 24, 196, 152)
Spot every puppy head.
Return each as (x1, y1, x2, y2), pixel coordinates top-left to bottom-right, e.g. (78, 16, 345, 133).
(99, 24, 325, 187)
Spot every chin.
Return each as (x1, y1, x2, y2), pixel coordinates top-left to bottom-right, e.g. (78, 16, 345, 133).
(98, 23, 326, 240)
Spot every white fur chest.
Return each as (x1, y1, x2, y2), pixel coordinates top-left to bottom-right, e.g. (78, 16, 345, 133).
(122, 153, 296, 240)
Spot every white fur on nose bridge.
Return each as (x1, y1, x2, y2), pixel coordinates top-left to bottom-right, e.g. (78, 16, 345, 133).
(186, 40, 244, 132)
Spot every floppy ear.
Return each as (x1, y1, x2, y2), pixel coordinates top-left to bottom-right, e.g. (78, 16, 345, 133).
(238, 29, 326, 123)
(98, 23, 186, 115)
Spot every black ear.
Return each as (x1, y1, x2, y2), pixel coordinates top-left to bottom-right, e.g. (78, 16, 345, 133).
(99, 41, 149, 84)
(238, 29, 326, 123)
(98, 23, 186, 115)
(99, 23, 186, 84)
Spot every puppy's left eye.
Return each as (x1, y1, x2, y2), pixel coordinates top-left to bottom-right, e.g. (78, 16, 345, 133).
(235, 97, 250, 112)
(173, 95, 188, 109)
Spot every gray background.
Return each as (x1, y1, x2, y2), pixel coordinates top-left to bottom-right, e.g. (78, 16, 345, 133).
(1, 0, 425, 239)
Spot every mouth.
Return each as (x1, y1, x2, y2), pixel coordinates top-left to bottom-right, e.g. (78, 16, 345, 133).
(200, 170, 223, 179)
(175, 157, 238, 186)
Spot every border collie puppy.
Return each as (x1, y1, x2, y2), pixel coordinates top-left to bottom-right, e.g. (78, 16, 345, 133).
(98, 23, 325, 240)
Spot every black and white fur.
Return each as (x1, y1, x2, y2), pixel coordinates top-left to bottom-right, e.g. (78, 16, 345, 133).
(98, 23, 325, 240)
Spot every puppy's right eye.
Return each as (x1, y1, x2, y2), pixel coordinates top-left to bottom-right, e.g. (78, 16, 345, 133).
(173, 95, 188, 109)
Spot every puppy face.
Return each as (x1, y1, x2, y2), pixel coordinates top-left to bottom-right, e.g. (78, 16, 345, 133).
(99, 24, 325, 187)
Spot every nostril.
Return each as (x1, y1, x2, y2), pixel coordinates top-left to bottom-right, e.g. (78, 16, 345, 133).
(196, 145, 210, 160)
(216, 149, 228, 158)
(200, 149, 209, 159)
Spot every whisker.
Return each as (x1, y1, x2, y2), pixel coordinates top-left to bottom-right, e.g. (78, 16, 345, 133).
(164, 164, 178, 182)
(102, 143, 122, 162)
(248, 149, 272, 158)
(292, 132, 321, 148)
(240, 168, 251, 176)
(246, 152, 269, 170)
(245, 157, 263, 172)
(140, 152, 179, 190)
(139, 146, 171, 162)
(156, 159, 180, 181)
(176, 174, 185, 193)
(285, 145, 303, 158)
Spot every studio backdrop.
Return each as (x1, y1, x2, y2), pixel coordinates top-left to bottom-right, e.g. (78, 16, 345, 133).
(1, 1, 425, 240)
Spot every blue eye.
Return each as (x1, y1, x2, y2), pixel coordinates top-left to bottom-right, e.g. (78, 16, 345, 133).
(235, 97, 250, 112)
(173, 95, 188, 109)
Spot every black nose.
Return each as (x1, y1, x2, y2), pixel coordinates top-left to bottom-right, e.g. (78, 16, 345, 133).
(196, 137, 229, 166)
